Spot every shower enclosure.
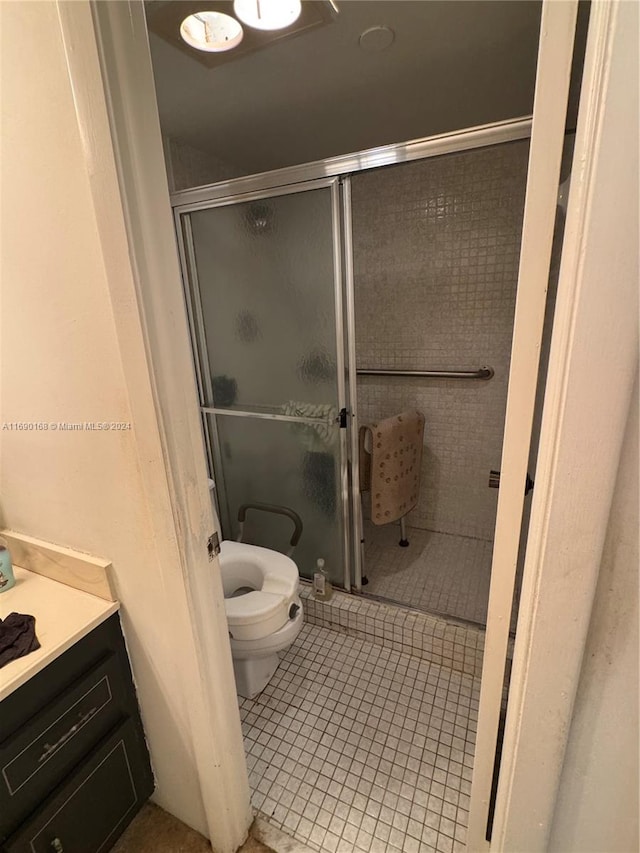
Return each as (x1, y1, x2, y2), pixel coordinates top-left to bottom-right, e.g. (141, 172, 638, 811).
(173, 119, 535, 621)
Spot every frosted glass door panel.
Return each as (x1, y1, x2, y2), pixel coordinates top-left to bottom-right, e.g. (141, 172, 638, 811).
(190, 188, 339, 412)
(210, 414, 344, 584)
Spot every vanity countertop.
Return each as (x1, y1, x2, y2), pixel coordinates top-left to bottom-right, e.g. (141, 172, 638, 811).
(0, 567, 119, 701)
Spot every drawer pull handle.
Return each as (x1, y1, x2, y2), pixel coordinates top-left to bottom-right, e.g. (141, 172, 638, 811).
(38, 707, 99, 763)
(50, 838, 64, 852)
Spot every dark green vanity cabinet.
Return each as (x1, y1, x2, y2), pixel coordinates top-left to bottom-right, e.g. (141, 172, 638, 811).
(0, 615, 154, 852)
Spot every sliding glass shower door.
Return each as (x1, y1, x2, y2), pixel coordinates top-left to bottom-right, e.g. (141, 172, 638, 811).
(177, 179, 350, 587)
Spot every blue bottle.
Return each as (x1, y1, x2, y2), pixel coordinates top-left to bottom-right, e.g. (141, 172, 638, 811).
(0, 537, 16, 593)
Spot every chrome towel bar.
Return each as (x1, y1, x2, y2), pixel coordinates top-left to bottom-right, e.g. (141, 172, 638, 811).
(356, 366, 494, 380)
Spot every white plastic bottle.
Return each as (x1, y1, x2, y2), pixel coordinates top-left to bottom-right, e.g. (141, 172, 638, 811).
(313, 558, 333, 601)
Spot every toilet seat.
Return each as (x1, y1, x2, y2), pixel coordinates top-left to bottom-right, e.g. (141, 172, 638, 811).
(220, 540, 300, 642)
(229, 601, 304, 660)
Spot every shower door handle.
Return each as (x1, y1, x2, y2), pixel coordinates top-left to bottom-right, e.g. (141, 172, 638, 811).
(338, 408, 349, 429)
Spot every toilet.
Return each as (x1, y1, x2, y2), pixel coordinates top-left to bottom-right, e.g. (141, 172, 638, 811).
(219, 539, 304, 699)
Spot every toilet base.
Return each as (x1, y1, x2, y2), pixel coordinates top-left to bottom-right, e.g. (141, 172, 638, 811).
(233, 653, 280, 699)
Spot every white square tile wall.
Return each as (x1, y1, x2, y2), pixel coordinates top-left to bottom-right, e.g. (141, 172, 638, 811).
(299, 582, 485, 679)
(351, 140, 530, 541)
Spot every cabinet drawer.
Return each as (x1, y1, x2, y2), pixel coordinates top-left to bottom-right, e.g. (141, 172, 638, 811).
(1, 617, 137, 740)
(4, 717, 153, 853)
(0, 654, 127, 838)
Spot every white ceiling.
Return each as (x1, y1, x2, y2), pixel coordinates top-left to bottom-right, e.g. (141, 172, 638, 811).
(147, 1, 542, 177)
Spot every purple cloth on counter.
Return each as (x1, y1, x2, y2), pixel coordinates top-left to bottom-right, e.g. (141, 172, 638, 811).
(0, 612, 40, 668)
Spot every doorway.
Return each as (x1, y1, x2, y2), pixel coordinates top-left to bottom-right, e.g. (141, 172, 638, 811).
(86, 3, 600, 848)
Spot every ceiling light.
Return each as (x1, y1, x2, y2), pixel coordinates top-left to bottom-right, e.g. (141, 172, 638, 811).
(180, 11, 244, 52)
(233, 0, 302, 32)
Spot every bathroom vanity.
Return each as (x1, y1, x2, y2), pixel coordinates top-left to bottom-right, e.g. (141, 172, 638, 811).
(0, 567, 154, 852)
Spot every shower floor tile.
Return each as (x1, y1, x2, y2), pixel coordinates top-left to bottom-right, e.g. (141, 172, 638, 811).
(362, 523, 494, 626)
(240, 622, 479, 853)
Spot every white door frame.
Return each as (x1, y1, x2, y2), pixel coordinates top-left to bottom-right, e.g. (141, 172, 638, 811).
(467, 1, 579, 846)
(57, 3, 252, 851)
(79, 0, 637, 849)
(491, 1, 638, 848)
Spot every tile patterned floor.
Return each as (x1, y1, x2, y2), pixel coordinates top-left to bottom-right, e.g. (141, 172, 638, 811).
(240, 623, 479, 853)
(362, 523, 494, 626)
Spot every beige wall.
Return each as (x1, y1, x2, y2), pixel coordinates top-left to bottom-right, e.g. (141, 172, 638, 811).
(0, 1, 208, 835)
(549, 373, 639, 852)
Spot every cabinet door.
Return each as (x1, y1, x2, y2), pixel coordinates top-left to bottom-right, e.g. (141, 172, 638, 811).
(5, 718, 153, 853)
(0, 654, 127, 839)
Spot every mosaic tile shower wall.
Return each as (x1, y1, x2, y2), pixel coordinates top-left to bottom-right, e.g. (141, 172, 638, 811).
(351, 140, 530, 540)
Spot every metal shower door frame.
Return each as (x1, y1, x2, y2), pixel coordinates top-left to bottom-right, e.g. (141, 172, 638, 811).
(340, 176, 364, 592)
(174, 177, 353, 590)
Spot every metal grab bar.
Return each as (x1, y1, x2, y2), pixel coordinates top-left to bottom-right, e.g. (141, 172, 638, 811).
(236, 502, 303, 557)
(356, 366, 494, 380)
